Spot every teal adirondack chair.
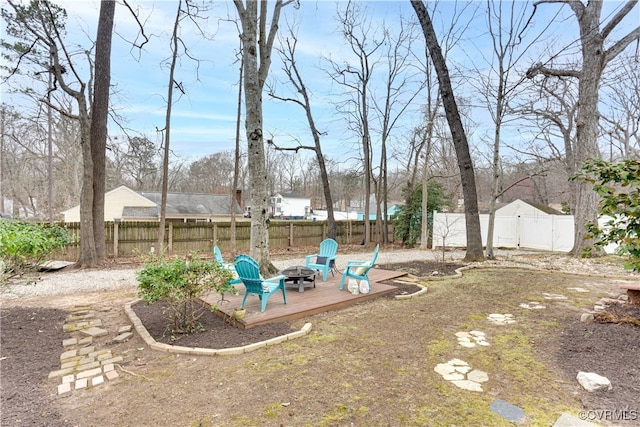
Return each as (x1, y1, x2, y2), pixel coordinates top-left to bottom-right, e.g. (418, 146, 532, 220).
(213, 246, 224, 264)
(339, 244, 379, 292)
(305, 238, 339, 281)
(234, 255, 287, 312)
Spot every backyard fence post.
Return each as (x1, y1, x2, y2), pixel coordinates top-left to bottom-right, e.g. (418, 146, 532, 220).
(168, 222, 173, 254)
(113, 220, 119, 257)
(289, 223, 294, 247)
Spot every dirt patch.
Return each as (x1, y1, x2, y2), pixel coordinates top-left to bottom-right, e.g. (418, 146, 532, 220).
(553, 310, 640, 416)
(378, 260, 465, 277)
(0, 306, 71, 427)
(2, 260, 640, 426)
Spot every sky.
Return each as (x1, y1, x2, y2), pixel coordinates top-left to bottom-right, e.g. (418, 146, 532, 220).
(2, 0, 638, 166)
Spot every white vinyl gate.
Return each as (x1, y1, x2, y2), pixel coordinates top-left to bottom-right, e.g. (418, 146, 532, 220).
(432, 212, 575, 252)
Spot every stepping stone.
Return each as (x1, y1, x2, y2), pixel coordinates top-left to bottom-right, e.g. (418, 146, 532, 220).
(435, 359, 489, 392)
(443, 373, 465, 381)
(117, 325, 132, 334)
(454, 366, 471, 374)
(78, 346, 96, 356)
(449, 358, 468, 366)
(63, 338, 78, 347)
(57, 382, 72, 396)
(490, 399, 526, 424)
(113, 332, 133, 343)
(80, 327, 108, 337)
(519, 302, 546, 310)
(467, 369, 489, 383)
(91, 375, 105, 387)
(105, 370, 119, 381)
(553, 413, 597, 427)
(60, 349, 78, 361)
(434, 363, 456, 376)
(75, 378, 88, 390)
(487, 313, 516, 325)
(567, 287, 590, 293)
(76, 367, 103, 380)
(451, 379, 483, 392)
(542, 292, 568, 300)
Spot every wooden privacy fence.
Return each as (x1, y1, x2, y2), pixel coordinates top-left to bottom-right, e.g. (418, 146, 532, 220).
(54, 220, 394, 261)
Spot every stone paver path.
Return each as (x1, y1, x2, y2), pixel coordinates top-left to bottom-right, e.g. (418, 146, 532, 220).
(455, 330, 490, 348)
(519, 301, 546, 310)
(434, 358, 489, 392)
(487, 313, 516, 325)
(50, 305, 130, 396)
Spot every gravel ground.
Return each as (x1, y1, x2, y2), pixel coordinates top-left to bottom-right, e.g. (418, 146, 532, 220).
(2, 248, 636, 300)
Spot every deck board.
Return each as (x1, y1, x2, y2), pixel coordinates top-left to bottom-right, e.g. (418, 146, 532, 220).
(201, 267, 407, 328)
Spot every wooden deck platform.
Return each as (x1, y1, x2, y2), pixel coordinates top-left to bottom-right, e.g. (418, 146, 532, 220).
(201, 267, 407, 328)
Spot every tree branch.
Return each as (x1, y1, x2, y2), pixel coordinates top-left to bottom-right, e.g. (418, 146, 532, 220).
(526, 62, 580, 79)
(266, 138, 315, 153)
(604, 26, 640, 66)
(601, 0, 638, 39)
(122, 0, 150, 50)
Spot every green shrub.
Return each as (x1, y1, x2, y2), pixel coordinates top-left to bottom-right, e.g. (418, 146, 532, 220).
(572, 159, 640, 271)
(137, 256, 235, 333)
(0, 220, 72, 282)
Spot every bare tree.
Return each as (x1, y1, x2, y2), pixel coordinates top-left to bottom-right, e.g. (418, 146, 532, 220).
(90, 0, 115, 262)
(327, 1, 385, 245)
(411, 0, 484, 261)
(233, 0, 294, 272)
(474, 0, 535, 259)
(151, 0, 211, 253)
(268, 31, 338, 239)
(516, 76, 578, 210)
(600, 54, 640, 161)
(526, 0, 640, 256)
(156, 0, 183, 254)
(371, 17, 425, 244)
(2, 0, 115, 266)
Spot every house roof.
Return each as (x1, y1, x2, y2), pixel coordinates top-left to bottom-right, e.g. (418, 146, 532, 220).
(277, 191, 309, 199)
(137, 191, 243, 216)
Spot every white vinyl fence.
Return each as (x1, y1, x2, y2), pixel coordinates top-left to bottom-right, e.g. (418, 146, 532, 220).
(432, 212, 577, 252)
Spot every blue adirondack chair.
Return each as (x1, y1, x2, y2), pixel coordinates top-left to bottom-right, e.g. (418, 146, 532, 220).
(234, 255, 287, 312)
(339, 244, 379, 292)
(213, 246, 224, 264)
(305, 238, 339, 281)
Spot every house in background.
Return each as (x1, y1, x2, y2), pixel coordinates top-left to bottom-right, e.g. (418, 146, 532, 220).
(268, 192, 311, 219)
(62, 185, 244, 222)
(356, 204, 401, 221)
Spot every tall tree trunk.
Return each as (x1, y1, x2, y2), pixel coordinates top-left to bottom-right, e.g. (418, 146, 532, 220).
(531, 0, 639, 256)
(570, 3, 604, 256)
(411, 0, 484, 261)
(158, 0, 182, 254)
(234, 0, 291, 273)
(90, 0, 115, 262)
(230, 42, 244, 258)
(78, 106, 96, 267)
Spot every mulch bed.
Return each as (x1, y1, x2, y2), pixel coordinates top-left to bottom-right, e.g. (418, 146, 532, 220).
(0, 307, 71, 427)
(553, 305, 640, 418)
